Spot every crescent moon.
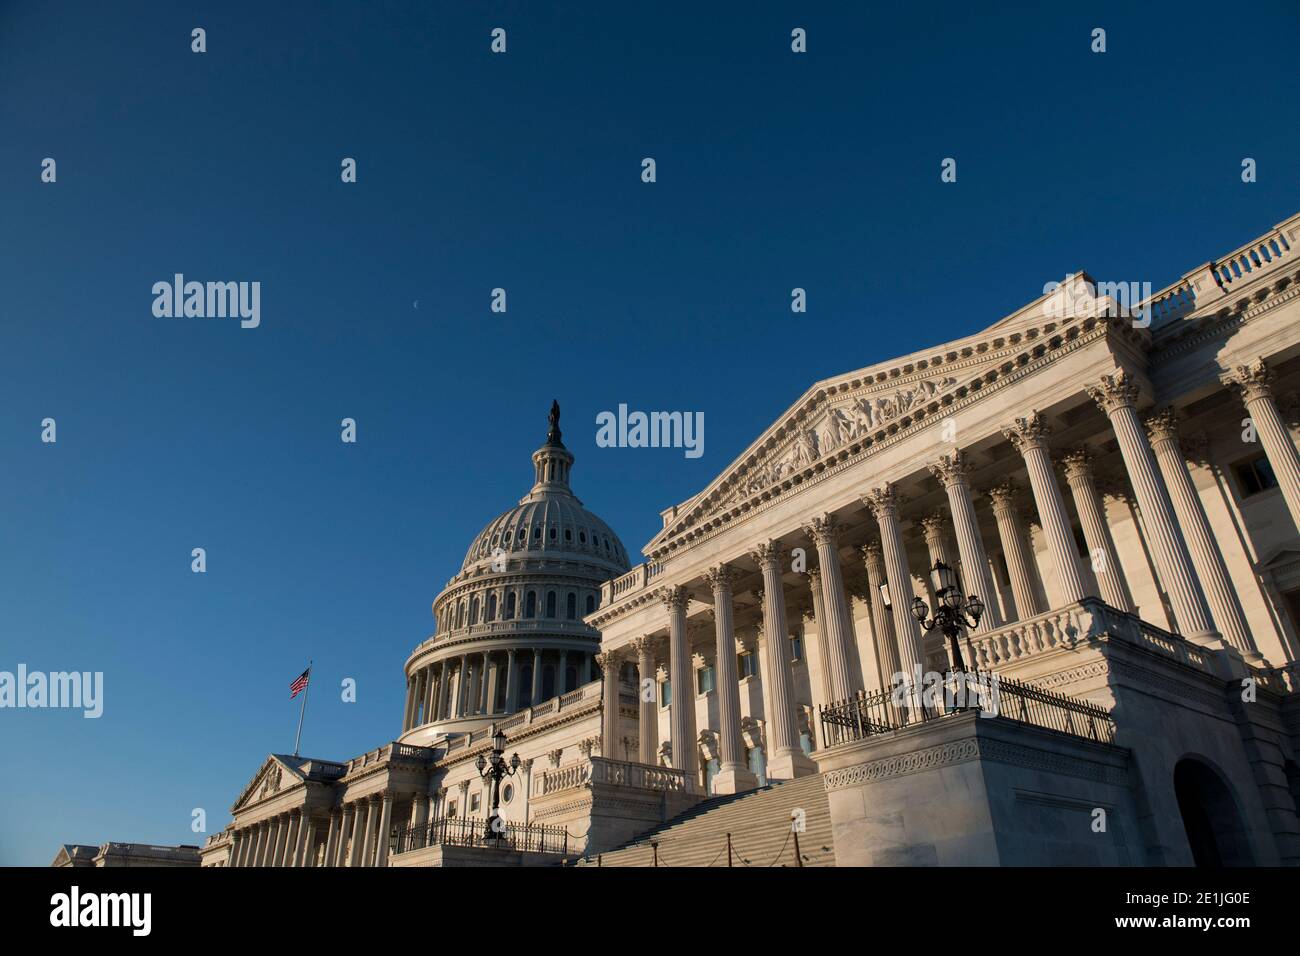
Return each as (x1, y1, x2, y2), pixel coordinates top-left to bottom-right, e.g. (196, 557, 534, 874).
(413, 300, 419, 309)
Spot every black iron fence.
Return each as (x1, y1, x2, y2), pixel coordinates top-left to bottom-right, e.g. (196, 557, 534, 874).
(393, 816, 570, 856)
(819, 671, 1115, 748)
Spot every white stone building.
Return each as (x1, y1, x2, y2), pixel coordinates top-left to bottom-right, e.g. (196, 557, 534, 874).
(201, 210, 1300, 867)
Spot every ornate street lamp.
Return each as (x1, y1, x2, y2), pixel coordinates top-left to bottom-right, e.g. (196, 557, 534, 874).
(476, 728, 521, 841)
(910, 560, 985, 674)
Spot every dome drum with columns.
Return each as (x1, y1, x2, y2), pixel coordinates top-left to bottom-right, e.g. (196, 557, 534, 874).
(398, 402, 630, 744)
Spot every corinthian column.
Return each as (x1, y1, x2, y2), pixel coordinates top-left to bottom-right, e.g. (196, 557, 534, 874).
(595, 648, 624, 760)
(504, 649, 518, 712)
(1060, 450, 1135, 613)
(1147, 409, 1258, 657)
(750, 542, 816, 779)
(929, 451, 1003, 629)
(350, 800, 370, 867)
(1229, 358, 1300, 534)
(863, 486, 925, 683)
(987, 481, 1043, 619)
(661, 586, 697, 779)
(374, 792, 394, 867)
(1087, 372, 1216, 642)
(802, 514, 863, 701)
(704, 565, 759, 793)
(860, 541, 902, 684)
(805, 568, 832, 698)
(423, 667, 436, 723)
(1002, 412, 1089, 606)
(632, 637, 658, 765)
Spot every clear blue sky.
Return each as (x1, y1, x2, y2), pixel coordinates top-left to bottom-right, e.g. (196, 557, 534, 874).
(1, 2, 1297, 865)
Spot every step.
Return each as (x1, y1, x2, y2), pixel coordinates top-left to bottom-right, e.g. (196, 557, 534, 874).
(581, 773, 835, 867)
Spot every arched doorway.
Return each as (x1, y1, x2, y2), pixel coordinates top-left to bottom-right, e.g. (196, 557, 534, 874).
(1173, 758, 1254, 866)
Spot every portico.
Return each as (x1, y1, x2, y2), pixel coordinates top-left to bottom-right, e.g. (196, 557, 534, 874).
(591, 214, 1300, 838)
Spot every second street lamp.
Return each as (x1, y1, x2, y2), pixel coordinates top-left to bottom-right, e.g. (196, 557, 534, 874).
(911, 560, 985, 675)
(476, 728, 521, 842)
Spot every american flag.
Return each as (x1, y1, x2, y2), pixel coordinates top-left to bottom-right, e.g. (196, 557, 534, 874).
(289, 667, 311, 699)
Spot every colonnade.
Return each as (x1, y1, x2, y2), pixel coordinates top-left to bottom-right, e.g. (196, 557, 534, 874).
(403, 648, 594, 730)
(607, 361, 1300, 786)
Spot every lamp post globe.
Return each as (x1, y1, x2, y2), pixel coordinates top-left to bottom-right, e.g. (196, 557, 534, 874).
(478, 729, 519, 841)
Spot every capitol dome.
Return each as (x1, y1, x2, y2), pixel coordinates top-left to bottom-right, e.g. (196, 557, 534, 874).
(398, 402, 631, 744)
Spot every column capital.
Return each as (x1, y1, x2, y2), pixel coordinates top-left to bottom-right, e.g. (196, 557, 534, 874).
(703, 563, 741, 593)
(594, 648, 624, 669)
(658, 584, 690, 612)
(1226, 357, 1274, 403)
(862, 483, 901, 518)
(806, 566, 822, 587)
(927, 450, 970, 488)
(1059, 448, 1096, 483)
(987, 480, 1022, 512)
(801, 513, 839, 547)
(918, 510, 948, 540)
(859, 539, 884, 570)
(749, 539, 785, 570)
(1001, 410, 1052, 453)
(1144, 407, 1182, 445)
(630, 635, 657, 659)
(1086, 369, 1141, 415)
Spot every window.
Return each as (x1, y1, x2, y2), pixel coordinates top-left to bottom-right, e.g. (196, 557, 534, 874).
(505, 592, 516, 620)
(469, 597, 479, 625)
(546, 591, 557, 618)
(470, 793, 481, 813)
(586, 594, 596, 614)
(534, 527, 541, 539)
(447, 801, 458, 818)
(1235, 454, 1279, 498)
(486, 593, 497, 622)
(696, 665, 715, 695)
(580, 531, 587, 544)
(502, 783, 514, 804)
(549, 527, 557, 540)
(790, 633, 803, 663)
(660, 680, 672, 708)
(525, 591, 536, 618)
(566, 593, 577, 619)
(738, 651, 758, 679)
(565, 529, 572, 541)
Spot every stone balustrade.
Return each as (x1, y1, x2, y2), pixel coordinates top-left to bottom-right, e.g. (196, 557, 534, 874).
(601, 561, 664, 604)
(964, 596, 1237, 680)
(538, 756, 689, 796)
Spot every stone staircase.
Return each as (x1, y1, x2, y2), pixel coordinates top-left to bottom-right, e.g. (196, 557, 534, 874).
(576, 773, 835, 867)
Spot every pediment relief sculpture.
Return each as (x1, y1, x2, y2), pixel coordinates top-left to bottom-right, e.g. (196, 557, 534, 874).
(712, 375, 961, 512)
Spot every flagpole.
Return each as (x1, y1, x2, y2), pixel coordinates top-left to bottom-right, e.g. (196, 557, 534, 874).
(293, 661, 312, 757)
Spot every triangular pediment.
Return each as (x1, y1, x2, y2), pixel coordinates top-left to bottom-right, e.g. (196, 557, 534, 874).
(231, 754, 309, 814)
(646, 307, 1132, 557)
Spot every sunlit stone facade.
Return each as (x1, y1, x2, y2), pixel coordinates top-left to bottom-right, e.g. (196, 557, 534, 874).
(200, 211, 1300, 867)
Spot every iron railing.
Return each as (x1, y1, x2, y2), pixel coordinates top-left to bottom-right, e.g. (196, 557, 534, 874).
(393, 816, 570, 856)
(819, 672, 1115, 748)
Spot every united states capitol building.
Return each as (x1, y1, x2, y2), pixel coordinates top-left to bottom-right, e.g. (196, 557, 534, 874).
(200, 211, 1300, 868)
